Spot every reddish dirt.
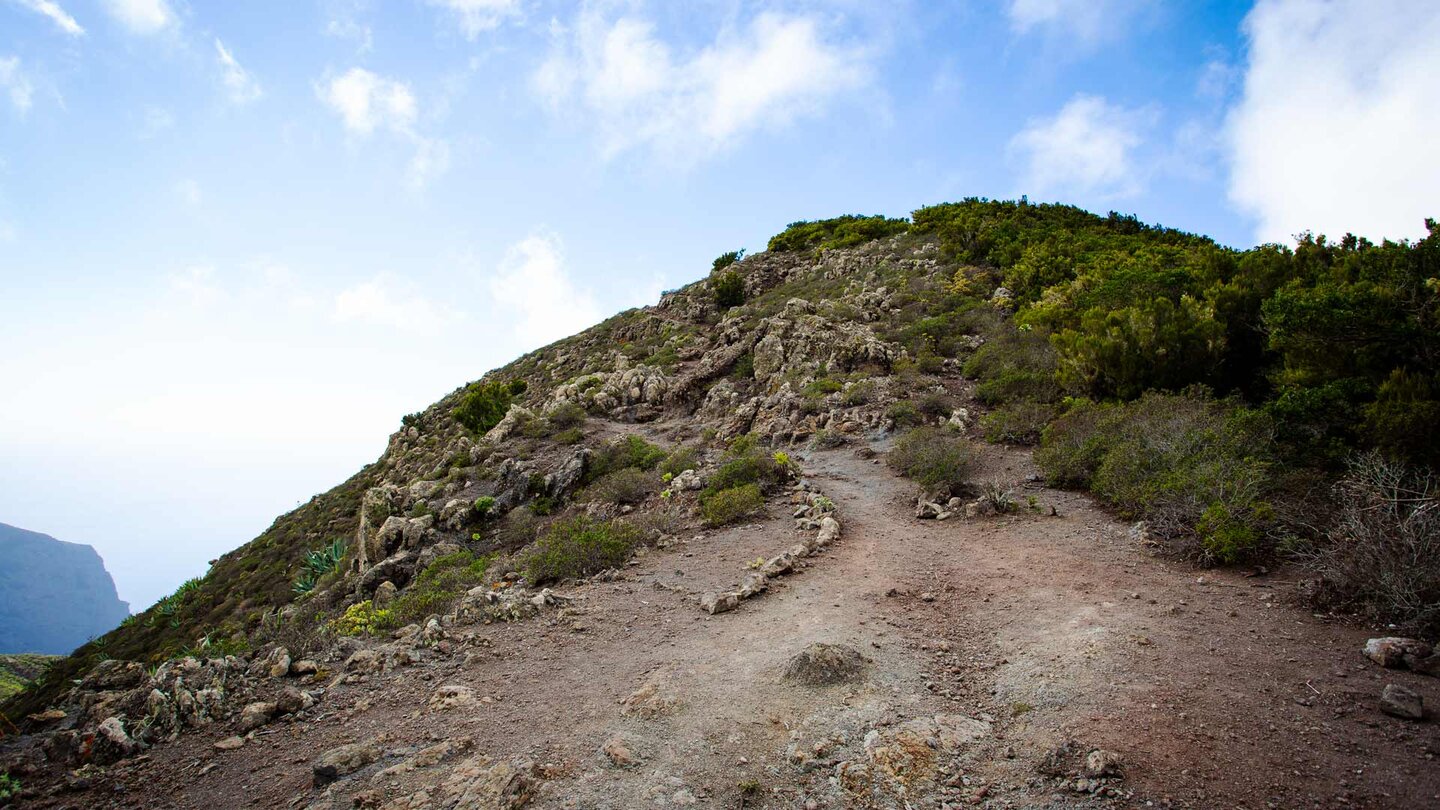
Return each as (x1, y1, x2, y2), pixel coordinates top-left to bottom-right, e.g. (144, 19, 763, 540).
(19, 443, 1440, 810)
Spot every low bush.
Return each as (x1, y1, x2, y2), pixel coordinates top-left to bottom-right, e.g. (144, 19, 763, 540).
(453, 379, 527, 434)
(886, 399, 924, 429)
(588, 434, 667, 481)
(521, 517, 642, 584)
(1036, 391, 1276, 563)
(330, 600, 392, 636)
(701, 484, 765, 526)
(547, 401, 587, 429)
(887, 427, 975, 494)
(659, 445, 699, 478)
(587, 467, 653, 505)
(842, 381, 873, 406)
(554, 427, 585, 445)
(385, 551, 493, 627)
(713, 271, 746, 309)
(492, 507, 540, 551)
(1301, 453, 1440, 636)
(712, 249, 744, 272)
(980, 402, 1058, 445)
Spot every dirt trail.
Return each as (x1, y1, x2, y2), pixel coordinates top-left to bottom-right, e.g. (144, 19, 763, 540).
(81, 444, 1440, 810)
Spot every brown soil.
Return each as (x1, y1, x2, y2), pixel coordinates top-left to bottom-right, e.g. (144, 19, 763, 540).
(24, 443, 1440, 810)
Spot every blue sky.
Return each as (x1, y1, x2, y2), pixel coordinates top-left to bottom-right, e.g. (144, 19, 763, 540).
(1, 0, 1436, 611)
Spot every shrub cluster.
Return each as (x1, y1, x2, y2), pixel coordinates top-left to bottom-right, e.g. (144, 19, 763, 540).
(386, 551, 493, 627)
(586, 467, 653, 505)
(700, 483, 765, 526)
(886, 427, 975, 494)
(658, 445, 699, 478)
(453, 379, 528, 434)
(521, 516, 641, 584)
(767, 214, 910, 252)
(588, 434, 666, 482)
(330, 600, 392, 636)
(1036, 391, 1276, 563)
(713, 271, 746, 309)
(711, 249, 744, 272)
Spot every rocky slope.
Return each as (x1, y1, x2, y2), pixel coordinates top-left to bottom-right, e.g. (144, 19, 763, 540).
(0, 523, 130, 655)
(0, 220, 1436, 809)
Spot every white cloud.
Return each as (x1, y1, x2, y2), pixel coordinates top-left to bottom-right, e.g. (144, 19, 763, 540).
(488, 232, 602, 348)
(215, 39, 262, 105)
(167, 265, 224, 308)
(1010, 93, 1154, 201)
(319, 67, 417, 136)
(10, 0, 85, 36)
(1007, 0, 1146, 45)
(1226, 0, 1440, 244)
(534, 10, 871, 163)
(100, 0, 173, 34)
(424, 0, 519, 38)
(323, 0, 373, 52)
(333, 276, 456, 333)
(0, 57, 34, 114)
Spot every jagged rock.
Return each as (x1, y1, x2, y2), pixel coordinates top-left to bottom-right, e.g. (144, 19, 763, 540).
(359, 551, 414, 596)
(485, 404, 536, 443)
(672, 469, 703, 491)
(1365, 637, 1434, 669)
(1380, 684, 1424, 720)
(292, 659, 319, 676)
(1084, 749, 1122, 777)
(92, 716, 140, 764)
(376, 515, 409, 556)
(545, 449, 589, 498)
(81, 659, 144, 691)
(313, 740, 382, 787)
(237, 701, 276, 732)
(738, 572, 769, 599)
(699, 592, 740, 615)
(275, 687, 308, 716)
(373, 580, 398, 608)
(403, 514, 435, 546)
(426, 757, 537, 810)
(783, 643, 867, 686)
(267, 647, 292, 678)
(816, 516, 841, 545)
(345, 649, 383, 674)
(760, 552, 797, 577)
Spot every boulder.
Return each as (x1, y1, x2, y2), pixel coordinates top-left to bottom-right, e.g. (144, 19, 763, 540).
(92, 716, 140, 764)
(1084, 749, 1122, 778)
(699, 592, 740, 615)
(782, 643, 867, 686)
(1380, 683, 1424, 720)
(816, 516, 841, 545)
(1365, 637, 1433, 669)
(313, 741, 382, 787)
(266, 646, 292, 678)
(345, 649, 383, 674)
(672, 469, 703, 491)
(759, 552, 796, 578)
(275, 687, 307, 716)
(738, 572, 768, 599)
(81, 659, 144, 691)
(373, 580, 398, 608)
(237, 701, 276, 732)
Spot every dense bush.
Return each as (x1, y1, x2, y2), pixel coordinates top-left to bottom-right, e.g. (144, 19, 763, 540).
(658, 445, 699, 478)
(980, 402, 1057, 445)
(886, 399, 924, 429)
(887, 427, 975, 494)
(1036, 392, 1276, 563)
(700, 483, 765, 526)
(705, 438, 788, 494)
(547, 401, 587, 430)
(331, 600, 392, 636)
(453, 379, 528, 434)
(712, 249, 744, 272)
(521, 517, 641, 584)
(587, 435, 666, 482)
(1301, 453, 1440, 636)
(713, 271, 746, 309)
(586, 467, 653, 505)
(768, 214, 910, 252)
(385, 550, 493, 627)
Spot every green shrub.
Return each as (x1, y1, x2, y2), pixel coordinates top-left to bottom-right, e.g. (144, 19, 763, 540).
(659, 446, 699, 478)
(842, 381, 874, 406)
(385, 551, 493, 627)
(453, 379, 527, 434)
(886, 399, 924, 429)
(554, 427, 585, 445)
(1036, 391, 1276, 563)
(712, 249, 744, 272)
(521, 517, 642, 584)
(713, 271, 746, 309)
(886, 427, 975, 494)
(293, 538, 347, 595)
(493, 507, 539, 551)
(980, 402, 1058, 445)
(473, 496, 496, 518)
(330, 601, 392, 636)
(700, 484, 765, 526)
(0, 772, 19, 801)
(732, 353, 755, 379)
(802, 378, 843, 397)
(767, 214, 910, 252)
(588, 434, 667, 482)
(587, 467, 653, 505)
(547, 401, 587, 430)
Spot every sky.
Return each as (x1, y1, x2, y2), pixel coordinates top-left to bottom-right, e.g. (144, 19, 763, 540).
(1, 0, 1437, 611)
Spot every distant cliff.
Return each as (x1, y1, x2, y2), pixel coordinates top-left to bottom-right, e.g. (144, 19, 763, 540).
(0, 522, 130, 654)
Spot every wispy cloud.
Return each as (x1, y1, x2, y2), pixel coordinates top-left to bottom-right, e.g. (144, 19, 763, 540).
(424, 0, 519, 39)
(1010, 93, 1155, 201)
(0, 56, 34, 114)
(533, 9, 872, 165)
(9, 0, 85, 36)
(333, 276, 458, 333)
(215, 39, 262, 105)
(317, 67, 449, 189)
(100, 0, 174, 35)
(488, 232, 602, 348)
(1226, 0, 1440, 244)
(1006, 0, 1148, 47)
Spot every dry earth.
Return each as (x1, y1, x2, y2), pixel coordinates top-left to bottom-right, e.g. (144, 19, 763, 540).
(24, 443, 1440, 810)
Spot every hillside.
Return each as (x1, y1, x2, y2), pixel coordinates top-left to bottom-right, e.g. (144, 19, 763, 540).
(0, 523, 130, 655)
(1, 200, 1436, 809)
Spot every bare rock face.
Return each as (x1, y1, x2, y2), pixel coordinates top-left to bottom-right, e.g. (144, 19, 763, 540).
(783, 643, 868, 686)
(313, 740, 382, 787)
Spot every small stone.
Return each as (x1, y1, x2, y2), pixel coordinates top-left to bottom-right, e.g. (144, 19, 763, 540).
(1083, 749, 1122, 778)
(699, 592, 740, 615)
(313, 741, 381, 787)
(600, 736, 640, 768)
(291, 659, 319, 676)
(214, 736, 245, 751)
(920, 592, 936, 602)
(1379, 683, 1424, 720)
(237, 701, 276, 732)
(429, 684, 479, 711)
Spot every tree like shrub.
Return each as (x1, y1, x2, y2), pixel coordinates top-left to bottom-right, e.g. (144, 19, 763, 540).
(453, 379, 527, 434)
(521, 516, 641, 584)
(1302, 453, 1440, 636)
(713, 271, 746, 309)
(712, 249, 744, 272)
(700, 483, 765, 526)
(886, 427, 975, 494)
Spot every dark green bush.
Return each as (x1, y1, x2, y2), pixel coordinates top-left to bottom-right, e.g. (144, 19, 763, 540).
(713, 271, 746, 309)
(453, 379, 527, 434)
(712, 250, 744, 272)
(547, 401, 587, 429)
(767, 214, 910, 252)
(980, 402, 1058, 445)
(385, 550, 493, 627)
(588, 435, 666, 482)
(886, 399, 924, 429)
(700, 484, 765, 526)
(1036, 391, 1276, 563)
(521, 517, 641, 584)
(659, 446, 699, 478)
(886, 427, 975, 494)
